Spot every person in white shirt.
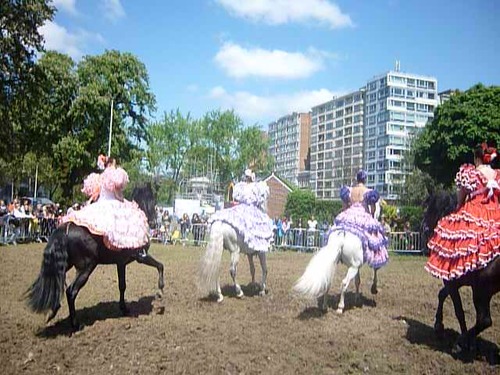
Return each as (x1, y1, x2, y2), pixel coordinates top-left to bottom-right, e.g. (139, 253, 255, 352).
(307, 216, 318, 231)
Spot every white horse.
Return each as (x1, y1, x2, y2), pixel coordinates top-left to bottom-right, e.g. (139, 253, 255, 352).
(198, 220, 268, 303)
(293, 202, 382, 314)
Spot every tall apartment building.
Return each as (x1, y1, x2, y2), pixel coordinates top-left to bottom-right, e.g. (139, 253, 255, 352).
(364, 70, 438, 200)
(268, 112, 311, 185)
(310, 90, 365, 199)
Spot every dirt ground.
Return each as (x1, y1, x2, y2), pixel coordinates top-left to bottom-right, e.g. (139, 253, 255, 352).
(0, 243, 498, 374)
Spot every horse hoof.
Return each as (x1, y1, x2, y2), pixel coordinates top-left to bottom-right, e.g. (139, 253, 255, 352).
(336, 308, 343, 314)
(216, 295, 224, 303)
(259, 290, 266, 297)
(236, 291, 244, 299)
(371, 286, 378, 295)
(156, 290, 163, 300)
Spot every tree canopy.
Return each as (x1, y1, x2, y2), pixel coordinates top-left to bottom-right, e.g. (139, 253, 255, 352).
(413, 84, 500, 186)
(0, 0, 54, 183)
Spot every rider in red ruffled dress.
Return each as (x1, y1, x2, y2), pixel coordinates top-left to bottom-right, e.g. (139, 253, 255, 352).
(61, 155, 149, 251)
(425, 143, 500, 280)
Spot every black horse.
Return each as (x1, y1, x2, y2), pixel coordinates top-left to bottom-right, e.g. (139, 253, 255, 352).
(423, 191, 500, 354)
(25, 183, 164, 331)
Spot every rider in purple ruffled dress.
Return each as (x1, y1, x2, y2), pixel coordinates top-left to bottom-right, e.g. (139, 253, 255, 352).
(61, 155, 149, 251)
(208, 169, 274, 252)
(332, 170, 389, 269)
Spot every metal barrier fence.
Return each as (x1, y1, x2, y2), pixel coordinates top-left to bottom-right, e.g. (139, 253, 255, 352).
(271, 228, 424, 254)
(0, 216, 59, 245)
(0, 219, 424, 254)
(150, 223, 209, 247)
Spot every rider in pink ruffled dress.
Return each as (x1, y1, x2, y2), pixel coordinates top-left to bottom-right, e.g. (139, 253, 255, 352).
(61, 155, 149, 251)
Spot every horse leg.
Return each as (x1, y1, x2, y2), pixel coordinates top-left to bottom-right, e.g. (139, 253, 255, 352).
(448, 281, 467, 335)
(66, 264, 97, 331)
(354, 271, 361, 307)
(370, 268, 378, 295)
(247, 253, 256, 284)
(337, 266, 359, 314)
(135, 253, 165, 297)
(456, 287, 493, 354)
(230, 252, 244, 298)
(117, 263, 129, 315)
(434, 283, 449, 337)
(258, 252, 268, 296)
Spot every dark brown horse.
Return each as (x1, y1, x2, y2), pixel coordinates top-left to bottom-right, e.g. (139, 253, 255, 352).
(423, 191, 500, 354)
(25, 184, 164, 331)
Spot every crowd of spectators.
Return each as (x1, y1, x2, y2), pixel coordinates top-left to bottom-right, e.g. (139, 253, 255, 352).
(152, 206, 209, 246)
(0, 197, 68, 244)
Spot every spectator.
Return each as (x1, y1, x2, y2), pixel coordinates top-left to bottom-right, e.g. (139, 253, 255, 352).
(191, 213, 203, 246)
(307, 215, 318, 231)
(307, 215, 318, 248)
(403, 221, 414, 250)
(180, 213, 190, 242)
(275, 217, 283, 245)
(295, 218, 305, 248)
(381, 216, 391, 234)
(281, 216, 290, 246)
(0, 200, 7, 217)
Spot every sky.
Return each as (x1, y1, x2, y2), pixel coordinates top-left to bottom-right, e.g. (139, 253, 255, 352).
(41, 0, 500, 127)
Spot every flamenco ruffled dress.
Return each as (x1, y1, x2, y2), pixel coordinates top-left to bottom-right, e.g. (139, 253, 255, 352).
(61, 167, 150, 251)
(208, 181, 274, 252)
(331, 189, 389, 269)
(425, 164, 500, 280)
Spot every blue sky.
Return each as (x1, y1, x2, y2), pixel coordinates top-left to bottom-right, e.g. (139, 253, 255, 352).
(42, 0, 499, 127)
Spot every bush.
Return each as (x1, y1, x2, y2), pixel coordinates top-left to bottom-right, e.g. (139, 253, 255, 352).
(398, 206, 424, 231)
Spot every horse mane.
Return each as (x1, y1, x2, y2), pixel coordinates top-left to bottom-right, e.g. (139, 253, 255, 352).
(423, 190, 457, 231)
(421, 190, 457, 255)
(131, 183, 157, 227)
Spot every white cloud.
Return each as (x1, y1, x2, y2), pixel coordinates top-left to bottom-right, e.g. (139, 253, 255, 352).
(216, 0, 353, 29)
(208, 86, 341, 122)
(102, 0, 126, 21)
(39, 21, 104, 59)
(52, 0, 78, 15)
(215, 42, 326, 79)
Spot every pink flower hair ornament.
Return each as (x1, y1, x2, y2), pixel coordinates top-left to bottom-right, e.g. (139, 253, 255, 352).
(97, 154, 108, 170)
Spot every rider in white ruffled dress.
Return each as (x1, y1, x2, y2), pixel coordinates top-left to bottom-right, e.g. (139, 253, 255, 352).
(208, 169, 274, 252)
(61, 155, 149, 251)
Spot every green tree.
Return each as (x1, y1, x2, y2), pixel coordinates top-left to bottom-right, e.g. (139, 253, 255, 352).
(414, 84, 500, 186)
(0, 0, 54, 183)
(284, 189, 316, 224)
(201, 109, 243, 183)
(53, 50, 157, 199)
(400, 168, 437, 206)
(146, 109, 202, 203)
(235, 126, 274, 176)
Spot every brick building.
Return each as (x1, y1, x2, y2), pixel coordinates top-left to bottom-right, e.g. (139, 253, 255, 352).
(264, 173, 293, 220)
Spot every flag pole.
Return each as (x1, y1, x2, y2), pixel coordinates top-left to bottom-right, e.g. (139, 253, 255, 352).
(107, 98, 114, 157)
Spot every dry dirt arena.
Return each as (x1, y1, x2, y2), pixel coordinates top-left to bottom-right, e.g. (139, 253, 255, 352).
(0, 243, 498, 374)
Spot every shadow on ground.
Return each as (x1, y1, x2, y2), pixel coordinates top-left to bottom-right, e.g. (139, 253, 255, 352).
(36, 295, 155, 338)
(297, 291, 376, 320)
(401, 316, 499, 365)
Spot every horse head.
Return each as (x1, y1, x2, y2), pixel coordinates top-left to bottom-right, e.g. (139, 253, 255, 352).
(131, 183, 157, 228)
(421, 190, 457, 254)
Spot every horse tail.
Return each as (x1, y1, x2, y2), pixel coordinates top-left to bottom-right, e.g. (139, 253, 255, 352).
(198, 221, 224, 296)
(293, 230, 344, 299)
(25, 225, 69, 314)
